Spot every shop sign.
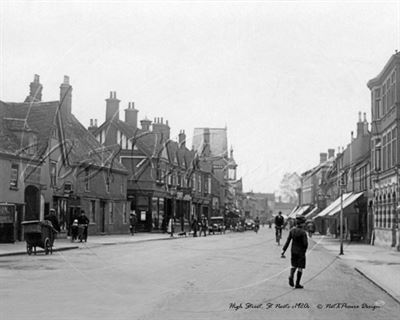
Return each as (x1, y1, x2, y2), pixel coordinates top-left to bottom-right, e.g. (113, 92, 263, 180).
(140, 211, 146, 221)
(177, 191, 183, 200)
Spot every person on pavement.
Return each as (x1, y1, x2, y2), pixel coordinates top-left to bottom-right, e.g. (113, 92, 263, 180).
(200, 215, 208, 237)
(191, 216, 198, 237)
(45, 209, 61, 232)
(129, 212, 137, 236)
(281, 215, 308, 289)
(78, 210, 90, 242)
(274, 211, 285, 242)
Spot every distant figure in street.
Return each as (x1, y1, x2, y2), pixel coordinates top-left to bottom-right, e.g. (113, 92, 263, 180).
(305, 219, 315, 238)
(78, 210, 90, 242)
(129, 212, 137, 236)
(200, 215, 208, 237)
(45, 209, 60, 232)
(167, 217, 174, 237)
(274, 212, 285, 244)
(191, 216, 198, 237)
(71, 219, 79, 242)
(254, 216, 260, 233)
(281, 216, 308, 289)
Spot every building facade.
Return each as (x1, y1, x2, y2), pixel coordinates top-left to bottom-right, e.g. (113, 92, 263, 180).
(368, 51, 400, 248)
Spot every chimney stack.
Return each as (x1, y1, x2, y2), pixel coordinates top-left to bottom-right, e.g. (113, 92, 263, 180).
(88, 118, 98, 136)
(105, 91, 120, 122)
(328, 148, 335, 159)
(152, 116, 170, 140)
(59, 75, 72, 117)
(363, 112, 369, 135)
(178, 130, 186, 147)
(356, 111, 364, 138)
(124, 101, 138, 129)
(320, 152, 328, 163)
(25, 74, 43, 103)
(140, 117, 152, 131)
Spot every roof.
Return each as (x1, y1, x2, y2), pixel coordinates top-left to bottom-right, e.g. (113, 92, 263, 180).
(367, 52, 400, 89)
(0, 100, 126, 172)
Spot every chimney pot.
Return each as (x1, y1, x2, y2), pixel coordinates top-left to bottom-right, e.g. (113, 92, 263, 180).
(34, 74, 40, 83)
(90, 119, 93, 126)
(95, 119, 98, 127)
(363, 112, 367, 122)
(358, 111, 361, 122)
(63, 75, 70, 85)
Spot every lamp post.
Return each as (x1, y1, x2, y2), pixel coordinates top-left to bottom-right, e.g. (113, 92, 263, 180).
(340, 186, 344, 255)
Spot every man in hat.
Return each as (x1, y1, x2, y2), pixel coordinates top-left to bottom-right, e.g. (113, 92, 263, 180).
(45, 209, 61, 232)
(281, 215, 308, 289)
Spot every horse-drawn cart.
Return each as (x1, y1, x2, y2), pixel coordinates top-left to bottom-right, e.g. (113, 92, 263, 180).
(22, 220, 57, 255)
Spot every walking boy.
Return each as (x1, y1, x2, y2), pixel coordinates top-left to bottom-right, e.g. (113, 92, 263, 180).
(281, 215, 308, 289)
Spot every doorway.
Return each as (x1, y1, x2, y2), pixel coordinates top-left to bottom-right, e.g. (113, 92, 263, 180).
(24, 185, 40, 221)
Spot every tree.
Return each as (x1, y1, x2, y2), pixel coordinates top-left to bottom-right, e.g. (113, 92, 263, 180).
(276, 172, 301, 203)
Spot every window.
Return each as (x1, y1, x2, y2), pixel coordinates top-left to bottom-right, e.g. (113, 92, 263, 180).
(109, 202, 114, 224)
(122, 203, 127, 224)
(10, 163, 19, 189)
(392, 127, 397, 167)
(198, 174, 202, 193)
(50, 162, 57, 187)
(106, 176, 110, 193)
(90, 200, 96, 223)
(85, 168, 90, 191)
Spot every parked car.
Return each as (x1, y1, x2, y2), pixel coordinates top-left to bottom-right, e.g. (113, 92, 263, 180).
(208, 216, 226, 234)
(244, 219, 255, 230)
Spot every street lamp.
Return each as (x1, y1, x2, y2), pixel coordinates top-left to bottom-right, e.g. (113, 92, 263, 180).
(339, 187, 344, 255)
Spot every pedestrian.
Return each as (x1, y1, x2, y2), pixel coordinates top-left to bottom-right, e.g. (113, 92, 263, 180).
(45, 209, 61, 232)
(305, 219, 315, 238)
(274, 211, 285, 244)
(167, 217, 174, 237)
(78, 210, 90, 242)
(191, 216, 198, 237)
(281, 215, 308, 289)
(200, 215, 208, 237)
(129, 212, 137, 236)
(71, 219, 79, 242)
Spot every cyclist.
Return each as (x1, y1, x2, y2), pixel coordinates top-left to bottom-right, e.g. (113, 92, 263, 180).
(274, 211, 285, 245)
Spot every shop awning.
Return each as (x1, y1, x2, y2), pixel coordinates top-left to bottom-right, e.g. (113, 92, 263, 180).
(327, 192, 364, 217)
(304, 207, 319, 219)
(288, 205, 299, 219)
(314, 192, 353, 219)
(288, 205, 311, 219)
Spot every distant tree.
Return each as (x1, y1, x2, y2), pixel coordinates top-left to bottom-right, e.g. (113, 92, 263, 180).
(276, 172, 301, 203)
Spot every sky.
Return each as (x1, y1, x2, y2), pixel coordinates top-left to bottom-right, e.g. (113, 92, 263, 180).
(1, 0, 399, 194)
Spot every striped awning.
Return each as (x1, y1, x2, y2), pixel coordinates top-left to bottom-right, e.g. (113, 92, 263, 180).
(327, 192, 364, 217)
(314, 192, 353, 219)
(288, 205, 311, 219)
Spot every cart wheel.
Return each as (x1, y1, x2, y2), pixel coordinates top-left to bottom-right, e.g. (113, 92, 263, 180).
(27, 244, 32, 255)
(44, 238, 50, 255)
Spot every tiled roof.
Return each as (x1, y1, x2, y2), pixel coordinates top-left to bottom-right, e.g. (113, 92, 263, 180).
(0, 100, 126, 172)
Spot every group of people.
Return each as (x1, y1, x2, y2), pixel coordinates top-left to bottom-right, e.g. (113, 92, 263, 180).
(44, 209, 90, 243)
(190, 215, 209, 237)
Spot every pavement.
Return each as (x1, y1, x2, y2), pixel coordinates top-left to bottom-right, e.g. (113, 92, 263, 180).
(311, 234, 400, 304)
(1, 231, 399, 304)
(0, 232, 176, 256)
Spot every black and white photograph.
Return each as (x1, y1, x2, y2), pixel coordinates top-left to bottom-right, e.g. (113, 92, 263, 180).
(0, 1, 400, 319)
